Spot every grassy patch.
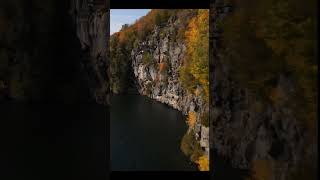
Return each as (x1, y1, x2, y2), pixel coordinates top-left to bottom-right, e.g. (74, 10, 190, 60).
(142, 52, 153, 65)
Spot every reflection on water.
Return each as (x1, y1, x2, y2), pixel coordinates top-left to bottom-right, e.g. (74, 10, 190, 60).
(110, 95, 196, 171)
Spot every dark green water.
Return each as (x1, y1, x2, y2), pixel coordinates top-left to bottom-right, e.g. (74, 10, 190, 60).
(110, 95, 197, 171)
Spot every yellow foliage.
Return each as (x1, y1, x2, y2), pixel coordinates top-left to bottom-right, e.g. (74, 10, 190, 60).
(183, 9, 209, 101)
(187, 111, 197, 128)
(196, 155, 209, 171)
(194, 87, 201, 96)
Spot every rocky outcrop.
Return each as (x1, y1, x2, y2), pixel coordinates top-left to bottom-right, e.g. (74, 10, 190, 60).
(210, 0, 317, 179)
(130, 17, 209, 156)
(70, 0, 109, 105)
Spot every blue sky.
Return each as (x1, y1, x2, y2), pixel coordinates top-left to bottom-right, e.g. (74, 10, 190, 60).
(110, 9, 151, 35)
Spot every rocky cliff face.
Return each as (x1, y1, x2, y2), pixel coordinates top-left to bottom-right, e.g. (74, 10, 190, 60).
(130, 16, 209, 157)
(0, 0, 96, 102)
(70, 0, 109, 105)
(210, 1, 317, 179)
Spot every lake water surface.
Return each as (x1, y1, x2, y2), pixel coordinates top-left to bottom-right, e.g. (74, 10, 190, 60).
(110, 95, 196, 171)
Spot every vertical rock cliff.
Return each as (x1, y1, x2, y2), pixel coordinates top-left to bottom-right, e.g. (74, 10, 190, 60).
(130, 19, 209, 157)
(110, 10, 210, 167)
(70, 0, 110, 105)
(0, 0, 96, 102)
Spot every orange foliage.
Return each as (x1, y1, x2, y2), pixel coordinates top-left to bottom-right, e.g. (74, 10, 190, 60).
(131, 9, 165, 39)
(196, 155, 209, 171)
(187, 111, 197, 128)
(118, 32, 126, 43)
(159, 62, 167, 73)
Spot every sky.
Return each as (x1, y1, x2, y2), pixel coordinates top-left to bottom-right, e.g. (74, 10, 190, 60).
(110, 9, 151, 35)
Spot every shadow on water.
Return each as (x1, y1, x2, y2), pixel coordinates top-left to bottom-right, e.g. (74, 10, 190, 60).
(110, 95, 197, 171)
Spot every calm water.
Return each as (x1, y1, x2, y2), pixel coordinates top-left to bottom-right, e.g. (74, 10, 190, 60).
(110, 95, 197, 171)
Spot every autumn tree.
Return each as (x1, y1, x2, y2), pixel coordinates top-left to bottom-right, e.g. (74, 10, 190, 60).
(180, 130, 204, 163)
(179, 9, 209, 102)
(196, 155, 209, 171)
(221, 0, 317, 130)
(187, 111, 197, 128)
(221, 0, 317, 179)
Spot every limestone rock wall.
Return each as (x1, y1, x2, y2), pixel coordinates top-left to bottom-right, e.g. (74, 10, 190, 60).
(131, 16, 210, 156)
